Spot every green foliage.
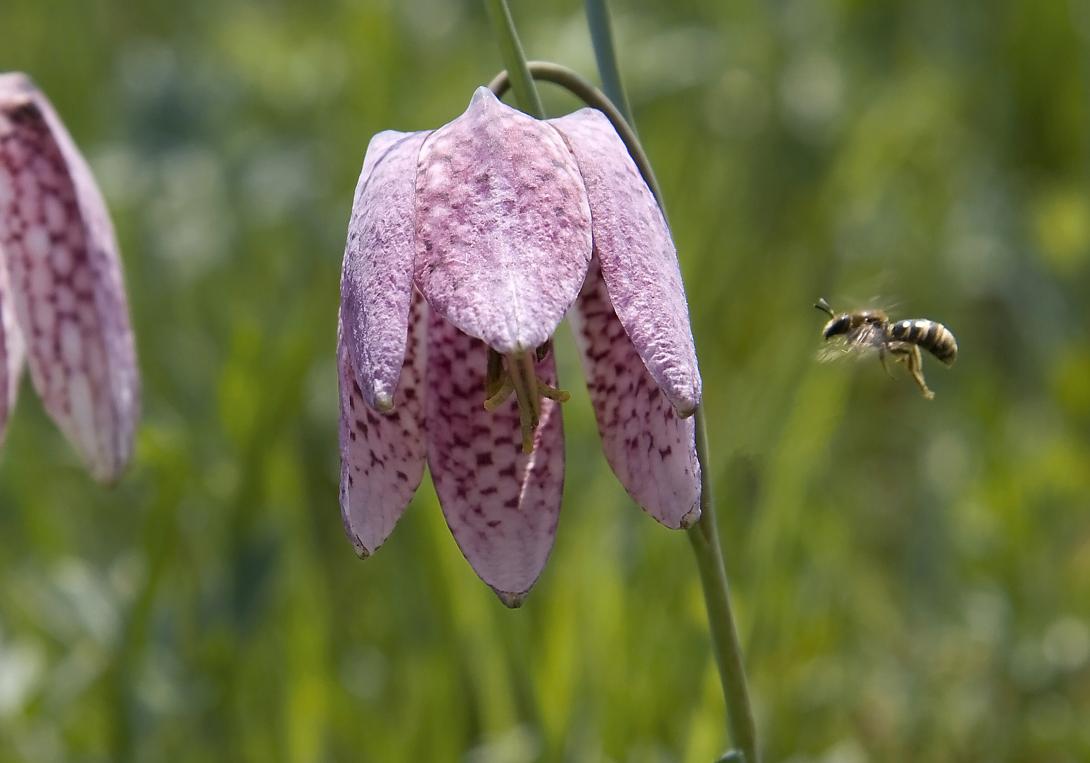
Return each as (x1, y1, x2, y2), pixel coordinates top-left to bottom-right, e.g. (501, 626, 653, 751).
(1, 1, 1088, 761)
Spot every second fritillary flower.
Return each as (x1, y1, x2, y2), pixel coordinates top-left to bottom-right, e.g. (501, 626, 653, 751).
(0, 73, 139, 483)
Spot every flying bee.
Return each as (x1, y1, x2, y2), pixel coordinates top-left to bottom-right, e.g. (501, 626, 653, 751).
(814, 297, 958, 400)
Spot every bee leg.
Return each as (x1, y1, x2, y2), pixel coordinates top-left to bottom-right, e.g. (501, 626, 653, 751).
(879, 347, 896, 379)
(903, 345, 935, 400)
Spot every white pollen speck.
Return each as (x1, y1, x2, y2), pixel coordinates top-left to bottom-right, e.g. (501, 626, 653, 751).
(25, 226, 50, 259)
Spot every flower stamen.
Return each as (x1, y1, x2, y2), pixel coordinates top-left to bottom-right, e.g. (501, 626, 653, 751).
(483, 348, 571, 453)
(485, 348, 508, 400)
(539, 383, 571, 403)
(483, 378, 514, 410)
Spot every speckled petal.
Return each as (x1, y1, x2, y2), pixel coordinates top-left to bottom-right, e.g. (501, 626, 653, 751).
(340, 130, 429, 411)
(415, 87, 592, 354)
(338, 292, 428, 557)
(550, 108, 701, 416)
(0, 73, 139, 482)
(570, 259, 700, 529)
(0, 256, 25, 445)
(426, 310, 564, 606)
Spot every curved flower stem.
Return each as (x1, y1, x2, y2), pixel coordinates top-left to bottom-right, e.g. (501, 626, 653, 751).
(487, 62, 662, 207)
(579, 11, 760, 752)
(485, 4, 759, 760)
(483, 0, 546, 118)
(491, 58, 760, 763)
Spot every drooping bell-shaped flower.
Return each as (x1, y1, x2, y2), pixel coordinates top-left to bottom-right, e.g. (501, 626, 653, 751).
(0, 73, 139, 483)
(339, 87, 701, 605)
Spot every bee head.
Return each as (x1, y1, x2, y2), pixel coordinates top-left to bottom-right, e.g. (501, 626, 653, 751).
(814, 298, 849, 339)
(821, 315, 851, 339)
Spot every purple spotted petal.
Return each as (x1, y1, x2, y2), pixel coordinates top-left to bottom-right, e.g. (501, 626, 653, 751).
(0, 256, 24, 445)
(570, 259, 700, 529)
(426, 310, 564, 606)
(340, 130, 429, 411)
(338, 292, 428, 557)
(550, 108, 701, 416)
(0, 73, 139, 482)
(415, 87, 592, 354)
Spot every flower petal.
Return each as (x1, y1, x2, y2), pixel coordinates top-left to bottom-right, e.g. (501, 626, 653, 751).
(338, 292, 428, 557)
(415, 87, 592, 354)
(550, 108, 701, 415)
(570, 259, 700, 529)
(426, 309, 564, 606)
(0, 256, 25, 445)
(0, 73, 139, 482)
(340, 130, 429, 411)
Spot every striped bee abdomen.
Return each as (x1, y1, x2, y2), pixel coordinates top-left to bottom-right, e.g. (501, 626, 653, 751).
(889, 319, 958, 365)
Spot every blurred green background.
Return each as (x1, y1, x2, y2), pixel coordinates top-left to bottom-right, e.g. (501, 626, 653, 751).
(2, 0, 1089, 761)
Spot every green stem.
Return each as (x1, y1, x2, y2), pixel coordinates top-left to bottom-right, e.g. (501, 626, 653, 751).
(483, 0, 545, 118)
(689, 414, 759, 763)
(484, 3, 759, 758)
(576, 13, 760, 756)
(583, 0, 636, 130)
(491, 55, 761, 763)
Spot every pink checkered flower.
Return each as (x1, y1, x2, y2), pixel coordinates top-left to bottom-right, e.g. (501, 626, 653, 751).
(339, 87, 701, 605)
(0, 73, 139, 483)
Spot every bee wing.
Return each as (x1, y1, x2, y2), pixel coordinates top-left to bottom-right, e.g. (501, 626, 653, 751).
(816, 323, 884, 364)
(816, 343, 860, 363)
(816, 341, 881, 364)
(865, 294, 902, 314)
(833, 292, 899, 313)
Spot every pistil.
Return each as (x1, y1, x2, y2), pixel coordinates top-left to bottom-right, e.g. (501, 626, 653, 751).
(484, 348, 570, 452)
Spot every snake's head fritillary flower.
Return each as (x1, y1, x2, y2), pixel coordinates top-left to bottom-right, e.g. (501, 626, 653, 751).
(0, 73, 139, 483)
(339, 87, 701, 605)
